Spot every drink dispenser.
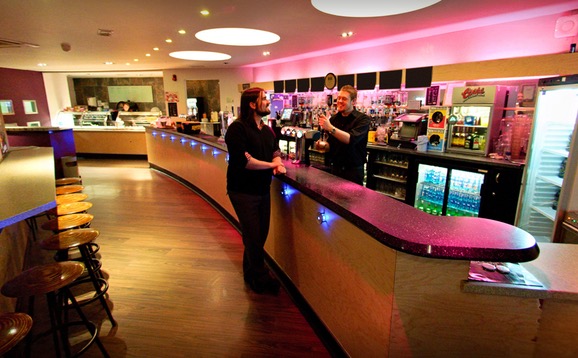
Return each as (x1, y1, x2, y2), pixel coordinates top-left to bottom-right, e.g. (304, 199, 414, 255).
(280, 126, 320, 165)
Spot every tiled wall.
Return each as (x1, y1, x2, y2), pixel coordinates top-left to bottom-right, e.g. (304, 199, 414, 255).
(73, 77, 165, 112)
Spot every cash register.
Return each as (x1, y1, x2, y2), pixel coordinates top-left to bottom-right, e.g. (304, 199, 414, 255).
(388, 113, 428, 149)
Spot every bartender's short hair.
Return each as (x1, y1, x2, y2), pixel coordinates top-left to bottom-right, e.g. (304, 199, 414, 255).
(340, 85, 357, 102)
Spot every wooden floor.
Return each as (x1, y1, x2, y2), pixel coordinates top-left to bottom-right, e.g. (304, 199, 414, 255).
(9, 158, 331, 357)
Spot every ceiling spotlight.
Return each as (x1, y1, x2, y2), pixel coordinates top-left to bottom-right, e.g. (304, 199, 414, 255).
(200, 10, 210, 16)
(153, 47, 159, 51)
(104, 62, 114, 65)
(97, 29, 114, 36)
(263, 51, 270, 56)
(37, 63, 47, 67)
(341, 31, 354, 37)
(146, 53, 151, 57)
(165, 39, 173, 43)
(178, 29, 186, 35)
(195, 28, 280, 46)
(311, 0, 441, 17)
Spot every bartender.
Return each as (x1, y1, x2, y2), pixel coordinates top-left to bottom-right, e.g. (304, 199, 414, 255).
(318, 85, 371, 185)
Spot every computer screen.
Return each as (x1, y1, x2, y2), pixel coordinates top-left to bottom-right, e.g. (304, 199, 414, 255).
(281, 108, 293, 120)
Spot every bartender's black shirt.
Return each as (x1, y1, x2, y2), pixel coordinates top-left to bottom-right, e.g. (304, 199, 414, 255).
(225, 119, 279, 195)
(326, 109, 371, 168)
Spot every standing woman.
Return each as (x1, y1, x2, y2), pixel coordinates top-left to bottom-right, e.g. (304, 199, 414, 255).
(225, 87, 286, 294)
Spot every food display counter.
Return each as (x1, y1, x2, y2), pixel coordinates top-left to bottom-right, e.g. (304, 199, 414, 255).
(145, 127, 578, 357)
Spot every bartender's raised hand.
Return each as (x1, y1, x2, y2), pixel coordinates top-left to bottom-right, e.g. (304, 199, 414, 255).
(318, 113, 330, 131)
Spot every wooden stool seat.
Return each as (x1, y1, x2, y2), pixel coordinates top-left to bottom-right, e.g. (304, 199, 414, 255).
(40, 228, 99, 251)
(1, 262, 84, 298)
(56, 193, 88, 205)
(55, 185, 84, 195)
(40, 213, 94, 233)
(55, 177, 82, 186)
(40, 229, 116, 326)
(1, 262, 109, 357)
(49, 202, 93, 216)
(0, 312, 33, 355)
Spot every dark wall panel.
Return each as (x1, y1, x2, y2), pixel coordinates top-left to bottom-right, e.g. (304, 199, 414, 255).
(379, 70, 403, 90)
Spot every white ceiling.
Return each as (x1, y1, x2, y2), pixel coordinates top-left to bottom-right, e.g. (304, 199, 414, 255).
(0, 0, 576, 77)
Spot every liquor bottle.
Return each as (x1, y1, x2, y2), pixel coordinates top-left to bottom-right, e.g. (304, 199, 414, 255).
(464, 128, 473, 149)
(472, 132, 480, 150)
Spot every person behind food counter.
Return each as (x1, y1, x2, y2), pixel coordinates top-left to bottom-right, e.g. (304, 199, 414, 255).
(318, 85, 371, 185)
(224, 87, 286, 295)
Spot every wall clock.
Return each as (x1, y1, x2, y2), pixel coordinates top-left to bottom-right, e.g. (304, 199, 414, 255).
(324, 73, 336, 90)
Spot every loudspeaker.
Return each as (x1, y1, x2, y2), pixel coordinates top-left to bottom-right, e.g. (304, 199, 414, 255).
(555, 15, 578, 38)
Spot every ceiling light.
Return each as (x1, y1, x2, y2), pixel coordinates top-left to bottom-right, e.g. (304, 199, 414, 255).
(341, 31, 354, 37)
(178, 29, 186, 35)
(195, 28, 280, 46)
(169, 51, 231, 61)
(165, 39, 172, 43)
(134, 59, 139, 62)
(104, 62, 114, 65)
(146, 53, 151, 57)
(200, 10, 210, 16)
(263, 51, 270, 56)
(37, 63, 47, 67)
(153, 47, 159, 51)
(311, 0, 441, 17)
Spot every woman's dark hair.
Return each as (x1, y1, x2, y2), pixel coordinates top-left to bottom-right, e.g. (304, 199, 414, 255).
(238, 87, 264, 126)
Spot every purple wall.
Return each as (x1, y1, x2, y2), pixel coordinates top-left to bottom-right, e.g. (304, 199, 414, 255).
(0, 68, 50, 126)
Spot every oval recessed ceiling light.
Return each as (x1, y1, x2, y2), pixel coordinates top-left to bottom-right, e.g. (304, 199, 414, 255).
(195, 28, 280, 46)
(169, 51, 231, 61)
(311, 0, 441, 17)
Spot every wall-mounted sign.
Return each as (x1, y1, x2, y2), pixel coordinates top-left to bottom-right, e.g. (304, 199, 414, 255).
(426, 86, 440, 106)
(165, 92, 179, 103)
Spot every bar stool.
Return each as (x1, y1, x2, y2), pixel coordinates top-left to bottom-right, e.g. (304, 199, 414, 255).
(39, 229, 115, 326)
(55, 185, 84, 196)
(49, 202, 93, 217)
(40, 214, 94, 234)
(55, 177, 82, 186)
(56, 194, 88, 206)
(0, 312, 33, 355)
(1, 262, 109, 357)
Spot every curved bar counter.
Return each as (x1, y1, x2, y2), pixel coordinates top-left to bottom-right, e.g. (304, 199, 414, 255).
(146, 127, 578, 357)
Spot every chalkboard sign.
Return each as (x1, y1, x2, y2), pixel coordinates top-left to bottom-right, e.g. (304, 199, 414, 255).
(379, 70, 402, 90)
(338, 74, 354, 88)
(168, 102, 178, 117)
(285, 79, 297, 93)
(310, 77, 325, 91)
(274, 80, 284, 93)
(297, 78, 310, 92)
(405, 67, 432, 89)
(356, 72, 377, 90)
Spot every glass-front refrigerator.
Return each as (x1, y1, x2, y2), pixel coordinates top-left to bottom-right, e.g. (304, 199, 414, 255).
(518, 75, 578, 243)
(447, 85, 517, 156)
(414, 164, 484, 217)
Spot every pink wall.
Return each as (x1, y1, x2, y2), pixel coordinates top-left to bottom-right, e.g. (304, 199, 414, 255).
(250, 12, 578, 83)
(0, 68, 50, 126)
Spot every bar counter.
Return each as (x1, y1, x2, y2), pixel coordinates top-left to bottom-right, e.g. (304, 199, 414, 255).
(146, 127, 578, 357)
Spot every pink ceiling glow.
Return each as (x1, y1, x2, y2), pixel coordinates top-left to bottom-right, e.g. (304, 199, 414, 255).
(250, 6, 578, 83)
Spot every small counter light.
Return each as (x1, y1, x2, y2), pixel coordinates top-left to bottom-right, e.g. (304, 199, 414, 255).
(317, 210, 327, 224)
